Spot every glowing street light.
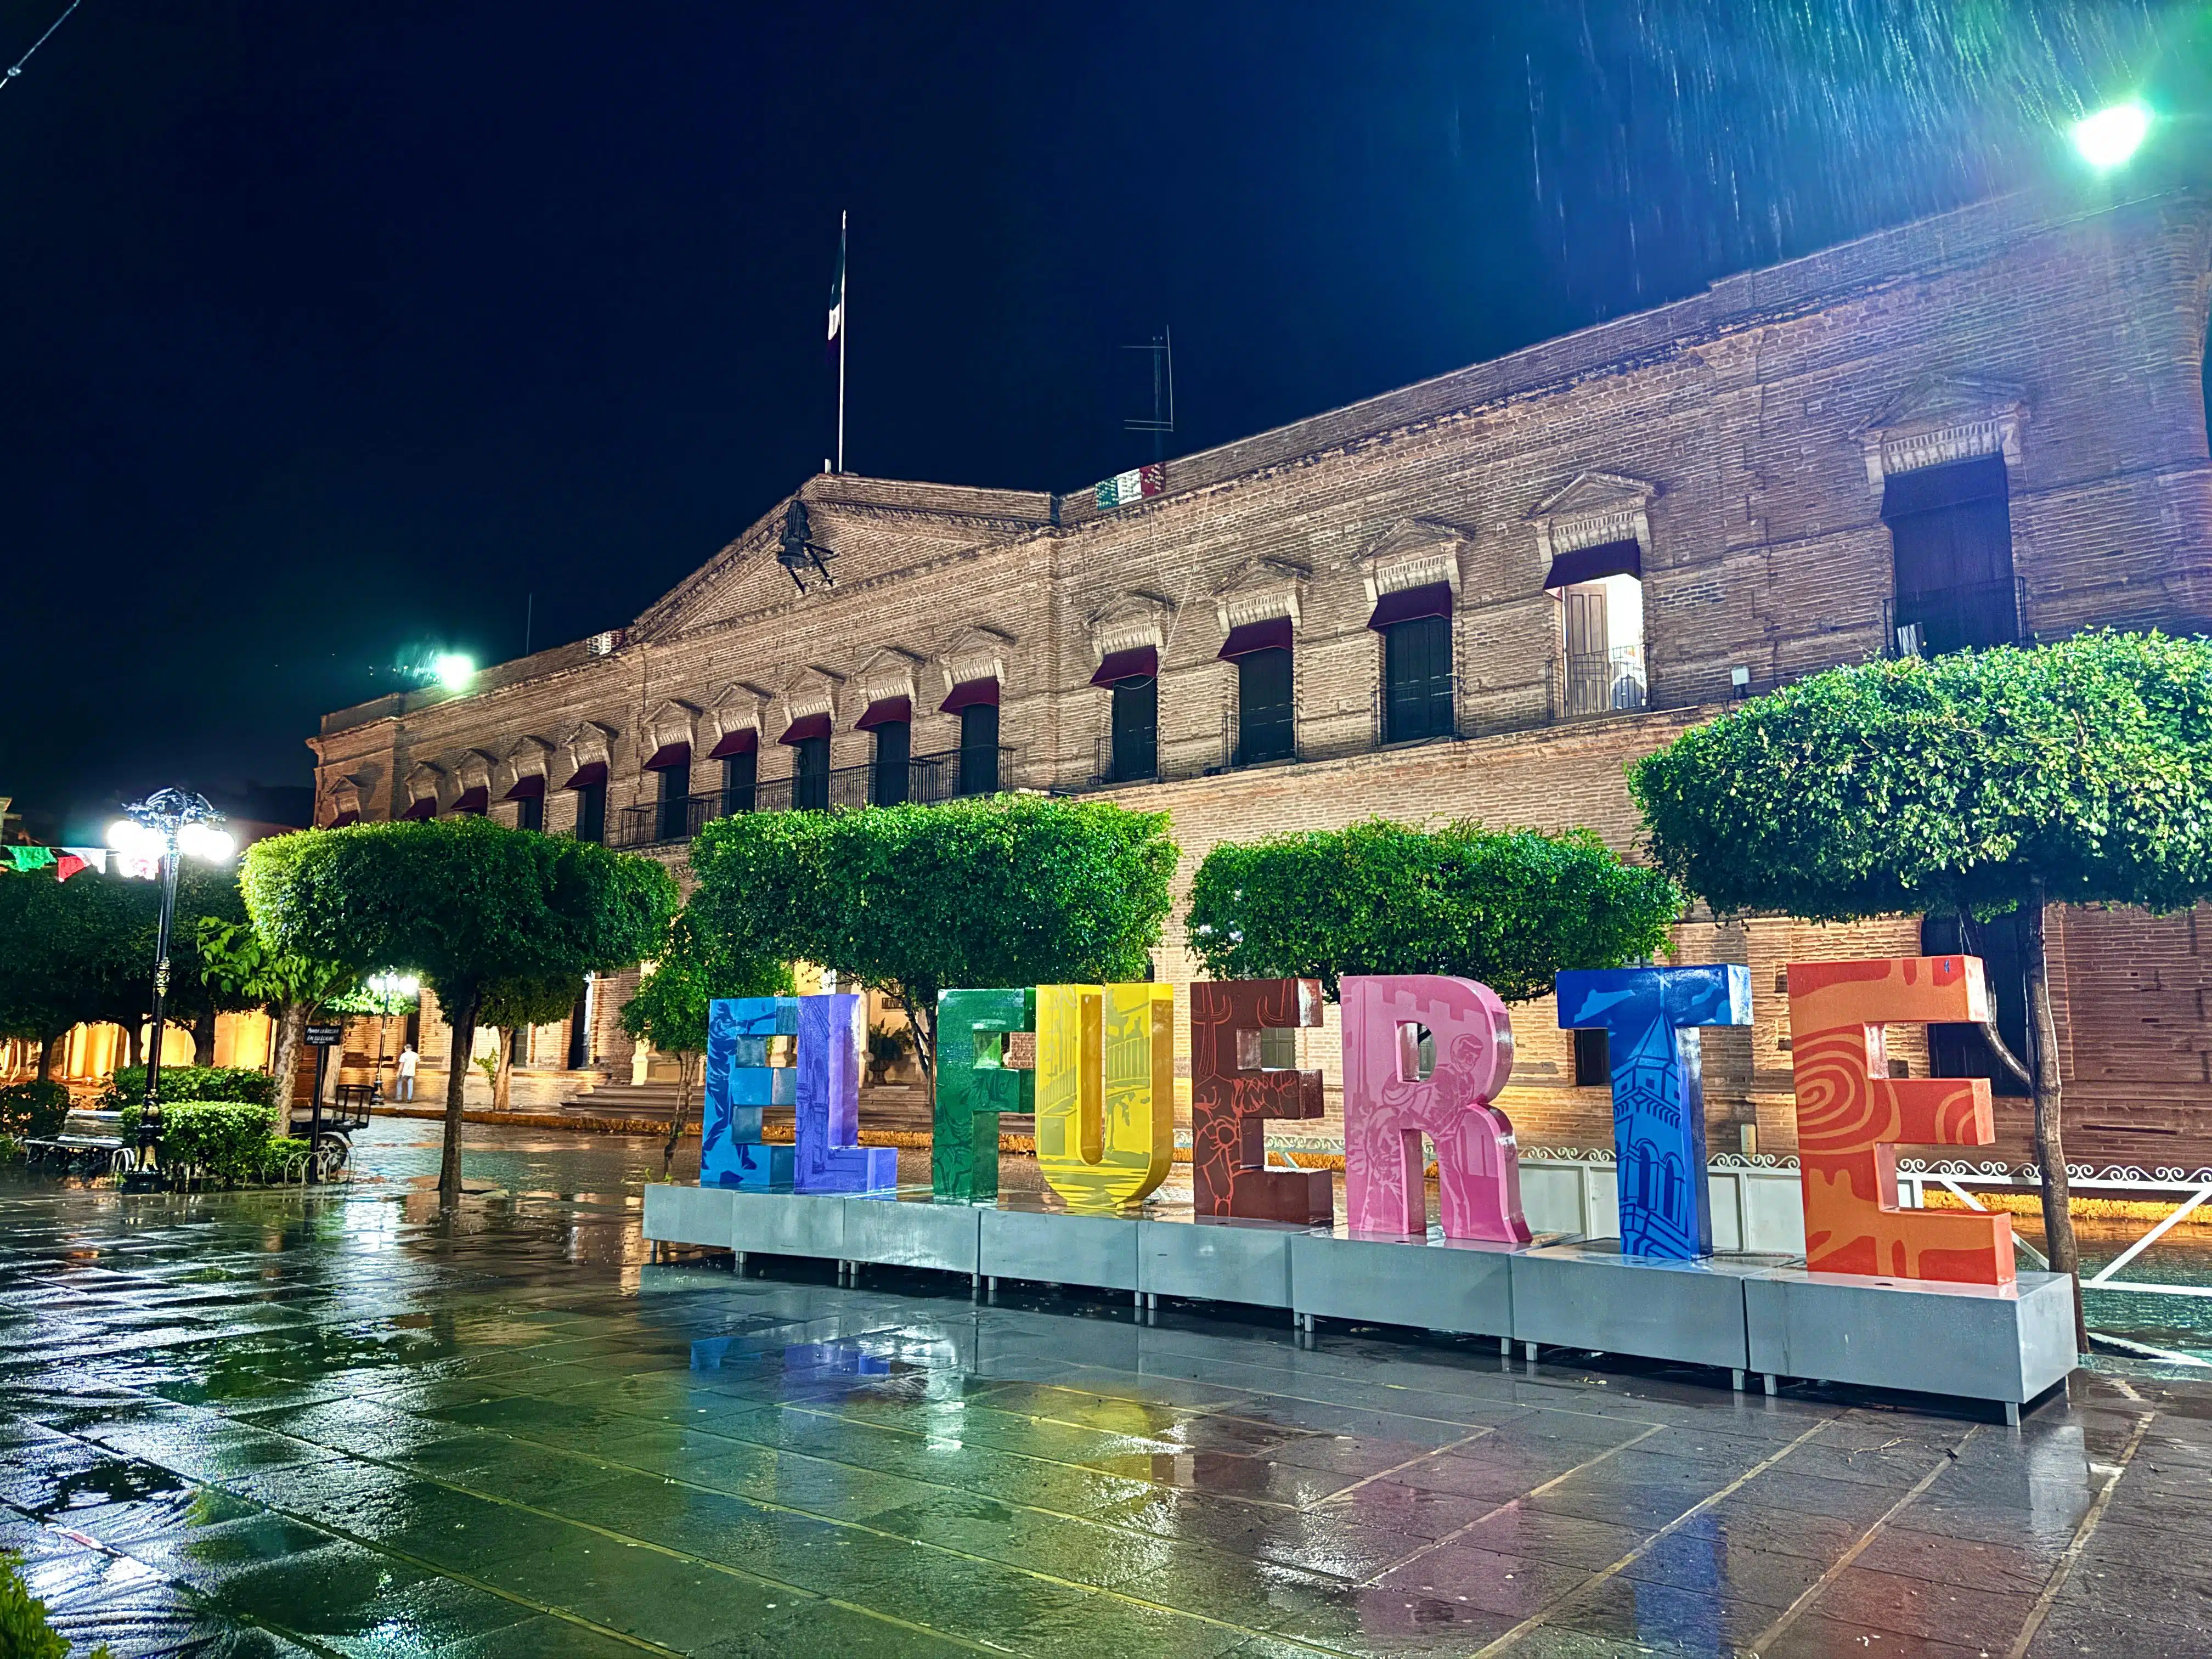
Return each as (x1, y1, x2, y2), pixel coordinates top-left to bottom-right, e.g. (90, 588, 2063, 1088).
(108, 788, 236, 1161)
(2072, 101, 2152, 170)
(433, 653, 476, 691)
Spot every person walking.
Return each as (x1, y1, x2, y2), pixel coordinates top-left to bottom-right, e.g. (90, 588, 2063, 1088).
(396, 1044, 418, 1102)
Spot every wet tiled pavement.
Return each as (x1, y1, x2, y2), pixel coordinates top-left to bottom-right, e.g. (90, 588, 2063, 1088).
(5, 1121, 2212, 1657)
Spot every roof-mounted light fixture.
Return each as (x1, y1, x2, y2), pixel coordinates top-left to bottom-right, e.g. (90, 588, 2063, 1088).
(777, 500, 838, 595)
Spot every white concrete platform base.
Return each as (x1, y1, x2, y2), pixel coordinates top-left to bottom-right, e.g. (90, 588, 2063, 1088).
(1746, 1265, 2076, 1408)
(641, 1184, 2076, 1418)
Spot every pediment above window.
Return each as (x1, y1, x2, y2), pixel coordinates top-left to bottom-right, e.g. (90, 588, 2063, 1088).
(642, 699, 702, 751)
(777, 665, 844, 725)
(937, 624, 1014, 693)
(404, 760, 447, 808)
(505, 735, 555, 776)
(498, 737, 555, 799)
(852, 646, 925, 710)
(1527, 472, 1657, 567)
(324, 771, 371, 822)
(1212, 556, 1311, 633)
(1087, 591, 1176, 663)
(1356, 519, 1469, 606)
(454, 748, 500, 793)
(706, 682, 771, 750)
(1859, 375, 2028, 487)
(559, 720, 619, 768)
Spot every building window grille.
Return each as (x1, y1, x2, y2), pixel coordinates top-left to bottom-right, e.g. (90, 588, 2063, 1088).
(1883, 455, 2018, 654)
(1383, 614, 1454, 742)
(871, 720, 912, 806)
(516, 793, 544, 832)
(654, 761, 690, 842)
(1234, 646, 1294, 765)
(721, 749, 757, 816)
(573, 781, 606, 843)
(1921, 911, 2030, 1095)
(1573, 1028, 1611, 1087)
(1547, 539, 1647, 719)
(793, 735, 831, 811)
(1109, 675, 1158, 783)
(958, 702, 1001, 795)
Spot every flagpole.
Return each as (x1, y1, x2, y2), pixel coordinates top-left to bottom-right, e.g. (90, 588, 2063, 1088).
(836, 210, 847, 475)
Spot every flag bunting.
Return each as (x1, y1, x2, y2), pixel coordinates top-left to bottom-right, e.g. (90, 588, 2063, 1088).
(1093, 464, 1164, 511)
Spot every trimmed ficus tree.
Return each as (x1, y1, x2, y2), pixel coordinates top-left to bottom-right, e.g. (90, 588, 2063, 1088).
(686, 795, 1177, 1085)
(478, 975, 585, 1113)
(0, 866, 148, 1077)
(1628, 631, 2212, 1347)
(619, 910, 794, 1171)
(243, 818, 678, 1201)
(0, 866, 250, 1077)
(195, 917, 359, 1133)
(1184, 819, 1682, 1001)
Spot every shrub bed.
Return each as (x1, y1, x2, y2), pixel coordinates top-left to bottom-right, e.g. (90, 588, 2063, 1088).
(117, 1101, 311, 1186)
(102, 1065, 275, 1110)
(0, 1081, 71, 1141)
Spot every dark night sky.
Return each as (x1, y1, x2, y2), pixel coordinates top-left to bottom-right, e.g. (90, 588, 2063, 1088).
(1, 2, 2200, 841)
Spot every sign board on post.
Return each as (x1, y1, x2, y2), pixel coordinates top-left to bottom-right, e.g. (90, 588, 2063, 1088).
(301, 1024, 343, 1184)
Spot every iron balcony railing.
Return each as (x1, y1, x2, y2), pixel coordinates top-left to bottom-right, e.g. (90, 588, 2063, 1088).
(1562, 645, 1648, 718)
(1883, 575, 2028, 658)
(613, 746, 1015, 848)
(1091, 730, 1160, 788)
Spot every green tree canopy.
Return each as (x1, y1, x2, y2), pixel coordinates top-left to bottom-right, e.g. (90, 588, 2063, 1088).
(686, 795, 1177, 1077)
(243, 818, 678, 1199)
(165, 868, 256, 1066)
(196, 917, 360, 1131)
(1628, 632, 2212, 919)
(619, 909, 793, 1167)
(1627, 631, 2212, 1345)
(477, 974, 585, 1112)
(0, 866, 249, 1073)
(0, 870, 146, 1071)
(1185, 819, 1681, 1002)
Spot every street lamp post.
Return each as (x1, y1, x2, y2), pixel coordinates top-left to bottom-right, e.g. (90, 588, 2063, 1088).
(108, 789, 236, 1165)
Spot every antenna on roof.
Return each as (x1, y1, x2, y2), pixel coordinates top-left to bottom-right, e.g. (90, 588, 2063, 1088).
(1120, 326, 1175, 462)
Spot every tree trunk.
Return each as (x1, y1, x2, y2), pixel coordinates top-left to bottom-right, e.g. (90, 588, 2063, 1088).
(900, 992, 938, 1101)
(37, 1031, 60, 1082)
(191, 1012, 217, 1068)
(493, 1028, 514, 1114)
(439, 989, 482, 1205)
(268, 1003, 307, 1137)
(124, 1020, 143, 1069)
(662, 1049, 700, 1175)
(2023, 881, 2088, 1354)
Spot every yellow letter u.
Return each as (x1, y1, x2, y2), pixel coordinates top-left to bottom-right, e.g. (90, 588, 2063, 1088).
(1035, 983, 1173, 1211)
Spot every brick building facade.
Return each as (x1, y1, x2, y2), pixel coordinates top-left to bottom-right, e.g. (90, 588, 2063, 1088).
(310, 178, 2212, 1165)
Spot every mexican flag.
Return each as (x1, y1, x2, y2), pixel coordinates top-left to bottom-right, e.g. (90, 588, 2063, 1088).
(1094, 463, 1163, 510)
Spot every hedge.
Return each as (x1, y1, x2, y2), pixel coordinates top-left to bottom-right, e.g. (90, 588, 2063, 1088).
(0, 1081, 70, 1141)
(117, 1102, 308, 1185)
(102, 1065, 275, 1110)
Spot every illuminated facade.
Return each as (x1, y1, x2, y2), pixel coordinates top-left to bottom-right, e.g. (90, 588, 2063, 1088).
(309, 178, 2212, 1164)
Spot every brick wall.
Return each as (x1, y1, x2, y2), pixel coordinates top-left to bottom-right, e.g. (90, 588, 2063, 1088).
(308, 179, 2212, 1147)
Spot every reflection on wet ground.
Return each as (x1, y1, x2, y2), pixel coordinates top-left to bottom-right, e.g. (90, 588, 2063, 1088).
(7, 1118, 2212, 1656)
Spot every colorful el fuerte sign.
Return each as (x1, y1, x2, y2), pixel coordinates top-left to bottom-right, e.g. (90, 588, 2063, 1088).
(698, 955, 2016, 1290)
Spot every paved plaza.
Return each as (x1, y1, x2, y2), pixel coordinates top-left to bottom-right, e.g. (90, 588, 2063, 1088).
(5, 1121, 2212, 1657)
